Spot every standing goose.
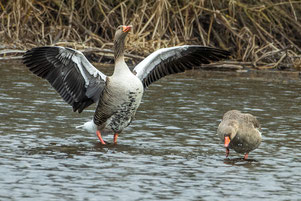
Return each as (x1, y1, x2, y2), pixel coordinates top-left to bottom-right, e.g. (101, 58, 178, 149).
(23, 25, 230, 144)
(217, 110, 262, 159)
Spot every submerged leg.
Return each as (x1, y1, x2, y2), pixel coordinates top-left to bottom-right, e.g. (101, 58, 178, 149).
(226, 148, 230, 158)
(244, 153, 249, 160)
(96, 130, 106, 145)
(224, 136, 230, 158)
(113, 133, 118, 144)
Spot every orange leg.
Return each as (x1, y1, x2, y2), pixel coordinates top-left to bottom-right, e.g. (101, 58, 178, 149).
(96, 130, 106, 145)
(226, 148, 230, 158)
(244, 153, 249, 160)
(113, 133, 118, 144)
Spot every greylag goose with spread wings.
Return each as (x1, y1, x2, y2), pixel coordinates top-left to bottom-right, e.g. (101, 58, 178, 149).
(23, 25, 230, 144)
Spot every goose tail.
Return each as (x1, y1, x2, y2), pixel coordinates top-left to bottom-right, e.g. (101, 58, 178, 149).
(76, 120, 97, 133)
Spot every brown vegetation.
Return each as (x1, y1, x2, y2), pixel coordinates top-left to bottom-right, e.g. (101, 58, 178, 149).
(0, 0, 300, 70)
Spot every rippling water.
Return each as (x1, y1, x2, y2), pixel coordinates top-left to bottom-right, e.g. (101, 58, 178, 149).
(0, 61, 300, 200)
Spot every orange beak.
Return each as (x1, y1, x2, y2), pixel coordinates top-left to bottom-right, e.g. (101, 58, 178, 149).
(224, 136, 230, 148)
(122, 25, 132, 33)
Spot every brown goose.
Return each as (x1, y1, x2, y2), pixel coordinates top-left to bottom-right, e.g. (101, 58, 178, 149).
(217, 110, 262, 159)
(23, 25, 230, 144)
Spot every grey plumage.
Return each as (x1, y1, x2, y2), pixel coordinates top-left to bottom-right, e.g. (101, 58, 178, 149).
(217, 110, 262, 156)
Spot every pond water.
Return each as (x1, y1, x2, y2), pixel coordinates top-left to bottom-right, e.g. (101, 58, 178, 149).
(0, 61, 300, 200)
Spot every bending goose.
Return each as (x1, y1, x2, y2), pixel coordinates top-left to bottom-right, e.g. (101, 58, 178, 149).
(217, 110, 262, 159)
(23, 25, 230, 144)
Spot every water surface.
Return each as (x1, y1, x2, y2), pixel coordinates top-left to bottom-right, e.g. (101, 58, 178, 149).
(0, 61, 300, 200)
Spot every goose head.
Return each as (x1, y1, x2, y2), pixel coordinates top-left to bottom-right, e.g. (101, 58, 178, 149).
(222, 120, 239, 148)
(114, 25, 132, 61)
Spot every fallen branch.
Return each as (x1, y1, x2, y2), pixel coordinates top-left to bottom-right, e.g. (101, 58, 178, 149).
(0, 49, 26, 55)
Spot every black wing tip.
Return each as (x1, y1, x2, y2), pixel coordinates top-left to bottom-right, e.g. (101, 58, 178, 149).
(215, 49, 231, 57)
(188, 45, 231, 56)
(23, 47, 48, 61)
(23, 46, 63, 66)
(219, 49, 231, 57)
(73, 99, 94, 113)
(23, 46, 60, 55)
(201, 47, 231, 61)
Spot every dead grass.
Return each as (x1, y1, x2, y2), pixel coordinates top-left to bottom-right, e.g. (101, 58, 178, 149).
(0, 0, 300, 69)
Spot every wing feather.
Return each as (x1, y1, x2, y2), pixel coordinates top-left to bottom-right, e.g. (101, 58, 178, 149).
(133, 45, 230, 88)
(23, 46, 106, 113)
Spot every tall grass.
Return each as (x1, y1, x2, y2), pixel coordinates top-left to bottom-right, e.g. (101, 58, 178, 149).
(0, 0, 300, 69)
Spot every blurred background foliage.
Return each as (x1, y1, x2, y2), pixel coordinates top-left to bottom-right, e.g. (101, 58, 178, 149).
(0, 0, 300, 69)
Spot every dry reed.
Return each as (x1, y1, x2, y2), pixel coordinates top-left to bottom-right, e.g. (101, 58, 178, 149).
(0, 0, 300, 69)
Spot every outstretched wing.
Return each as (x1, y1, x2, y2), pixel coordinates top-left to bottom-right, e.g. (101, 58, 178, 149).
(23, 46, 106, 113)
(133, 45, 230, 88)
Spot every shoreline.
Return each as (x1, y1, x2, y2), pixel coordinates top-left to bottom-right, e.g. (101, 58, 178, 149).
(1, 50, 300, 82)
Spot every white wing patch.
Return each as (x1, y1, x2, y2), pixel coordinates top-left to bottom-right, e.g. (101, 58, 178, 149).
(133, 46, 189, 81)
(56, 46, 106, 88)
